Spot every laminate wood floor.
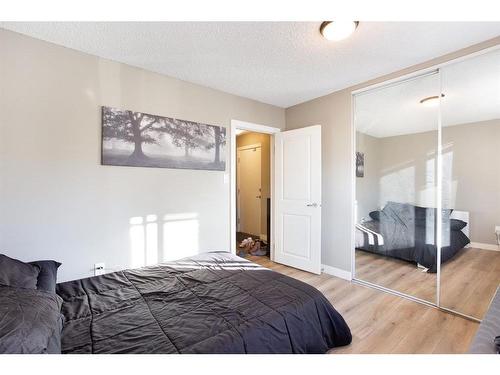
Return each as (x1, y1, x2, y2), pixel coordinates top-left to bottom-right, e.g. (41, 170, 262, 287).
(246, 255, 480, 354)
(355, 247, 500, 319)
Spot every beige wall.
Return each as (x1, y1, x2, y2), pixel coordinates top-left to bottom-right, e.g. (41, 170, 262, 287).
(236, 132, 271, 238)
(0, 29, 285, 281)
(286, 36, 500, 272)
(443, 120, 500, 244)
(358, 120, 500, 245)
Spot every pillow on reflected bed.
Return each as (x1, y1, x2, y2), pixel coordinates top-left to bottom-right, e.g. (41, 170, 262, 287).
(369, 210, 381, 221)
(0, 285, 63, 354)
(450, 219, 467, 231)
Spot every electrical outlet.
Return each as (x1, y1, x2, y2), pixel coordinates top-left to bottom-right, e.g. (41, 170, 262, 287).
(94, 262, 105, 276)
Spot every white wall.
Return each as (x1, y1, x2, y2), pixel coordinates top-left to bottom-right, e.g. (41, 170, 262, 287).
(0, 29, 285, 281)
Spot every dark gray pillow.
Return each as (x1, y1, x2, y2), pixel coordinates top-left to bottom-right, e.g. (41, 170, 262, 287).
(29, 260, 62, 293)
(0, 254, 40, 289)
(0, 285, 63, 354)
(450, 219, 467, 231)
(369, 210, 381, 221)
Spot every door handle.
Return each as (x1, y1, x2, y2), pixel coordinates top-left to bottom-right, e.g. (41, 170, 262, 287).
(306, 203, 318, 207)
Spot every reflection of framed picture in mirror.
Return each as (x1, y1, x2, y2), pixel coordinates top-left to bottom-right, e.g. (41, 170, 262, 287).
(355, 151, 364, 177)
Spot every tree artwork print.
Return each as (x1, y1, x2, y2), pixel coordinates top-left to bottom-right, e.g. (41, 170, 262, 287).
(101, 107, 226, 171)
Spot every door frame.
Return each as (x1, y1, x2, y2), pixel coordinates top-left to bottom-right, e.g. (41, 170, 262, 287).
(236, 143, 262, 234)
(230, 120, 281, 259)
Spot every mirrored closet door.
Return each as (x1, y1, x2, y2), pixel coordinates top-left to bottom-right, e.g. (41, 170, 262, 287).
(354, 71, 440, 304)
(353, 47, 500, 321)
(439, 48, 500, 320)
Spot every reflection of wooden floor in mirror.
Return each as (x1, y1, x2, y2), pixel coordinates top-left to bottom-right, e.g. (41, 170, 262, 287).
(247, 254, 480, 353)
(355, 247, 500, 319)
(355, 250, 437, 303)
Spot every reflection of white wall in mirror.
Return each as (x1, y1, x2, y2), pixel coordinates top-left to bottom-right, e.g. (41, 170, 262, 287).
(441, 151, 456, 209)
(420, 157, 436, 207)
(379, 165, 415, 207)
(367, 120, 500, 244)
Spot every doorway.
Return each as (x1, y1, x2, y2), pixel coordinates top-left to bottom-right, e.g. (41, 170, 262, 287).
(230, 120, 281, 261)
(230, 120, 322, 275)
(236, 136, 268, 256)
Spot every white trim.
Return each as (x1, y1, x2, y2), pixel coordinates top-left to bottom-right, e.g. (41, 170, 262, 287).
(230, 119, 280, 260)
(231, 119, 282, 134)
(468, 242, 500, 252)
(350, 85, 357, 279)
(436, 67, 443, 306)
(322, 264, 352, 281)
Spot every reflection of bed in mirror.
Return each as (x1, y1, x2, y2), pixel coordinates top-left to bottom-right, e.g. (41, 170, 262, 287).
(355, 201, 471, 272)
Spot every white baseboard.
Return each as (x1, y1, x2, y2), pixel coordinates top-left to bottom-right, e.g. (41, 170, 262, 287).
(468, 242, 500, 251)
(259, 234, 268, 242)
(321, 264, 352, 281)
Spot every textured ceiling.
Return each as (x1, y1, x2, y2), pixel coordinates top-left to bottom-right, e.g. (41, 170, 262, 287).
(1, 22, 500, 108)
(355, 49, 500, 138)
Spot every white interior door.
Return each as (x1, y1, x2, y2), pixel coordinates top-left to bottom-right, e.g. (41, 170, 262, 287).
(237, 146, 262, 236)
(274, 125, 321, 274)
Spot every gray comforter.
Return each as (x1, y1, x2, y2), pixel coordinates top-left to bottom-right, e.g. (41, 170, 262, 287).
(56, 252, 351, 354)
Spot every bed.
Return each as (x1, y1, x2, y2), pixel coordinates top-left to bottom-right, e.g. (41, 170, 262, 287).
(54, 252, 351, 354)
(355, 201, 471, 272)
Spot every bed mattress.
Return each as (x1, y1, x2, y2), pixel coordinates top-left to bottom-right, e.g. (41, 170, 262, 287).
(56, 252, 351, 354)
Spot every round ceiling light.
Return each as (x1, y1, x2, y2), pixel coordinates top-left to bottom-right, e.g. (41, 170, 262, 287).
(320, 21, 359, 41)
(420, 94, 445, 107)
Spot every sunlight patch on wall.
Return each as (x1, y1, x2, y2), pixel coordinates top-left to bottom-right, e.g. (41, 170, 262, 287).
(130, 213, 200, 268)
(420, 156, 436, 208)
(146, 214, 158, 266)
(424, 156, 436, 245)
(129, 216, 145, 268)
(162, 213, 199, 262)
(379, 164, 416, 207)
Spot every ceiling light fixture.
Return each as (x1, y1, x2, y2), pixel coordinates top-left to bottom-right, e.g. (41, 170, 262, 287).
(419, 94, 445, 107)
(320, 21, 359, 41)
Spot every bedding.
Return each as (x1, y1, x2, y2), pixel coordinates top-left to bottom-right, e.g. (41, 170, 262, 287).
(0, 285, 63, 353)
(29, 260, 62, 293)
(0, 254, 40, 289)
(368, 210, 380, 221)
(56, 252, 351, 354)
(356, 202, 470, 272)
(450, 219, 467, 231)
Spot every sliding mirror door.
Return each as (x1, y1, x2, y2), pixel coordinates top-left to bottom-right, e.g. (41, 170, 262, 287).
(439, 48, 500, 319)
(354, 72, 441, 303)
